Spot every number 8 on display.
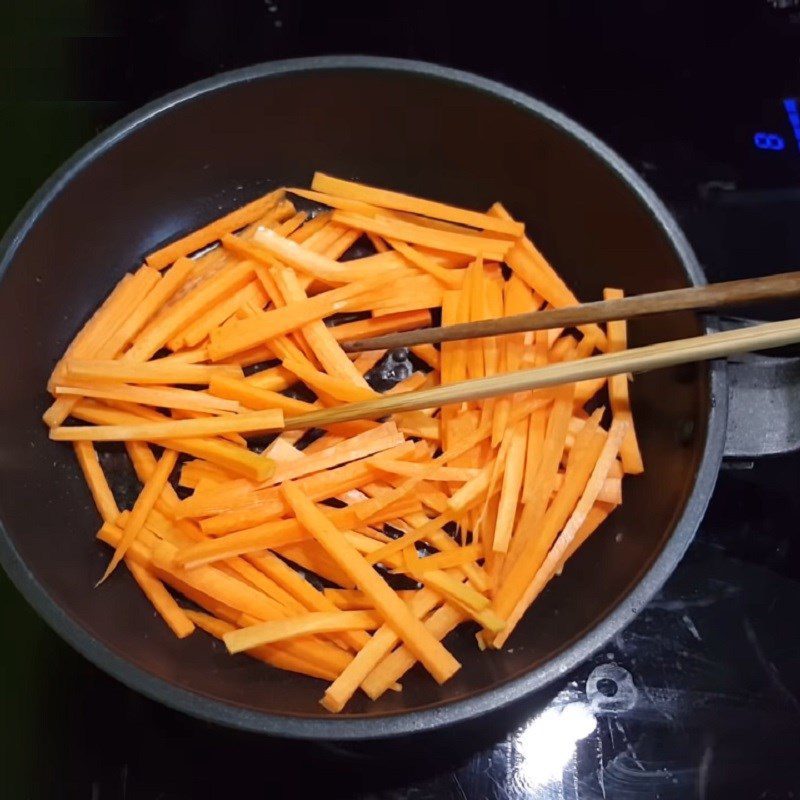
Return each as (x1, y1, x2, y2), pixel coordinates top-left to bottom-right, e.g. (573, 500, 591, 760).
(753, 132, 785, 150)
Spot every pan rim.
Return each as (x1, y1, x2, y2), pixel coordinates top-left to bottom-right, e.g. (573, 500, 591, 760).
(0, 55, 726, 740)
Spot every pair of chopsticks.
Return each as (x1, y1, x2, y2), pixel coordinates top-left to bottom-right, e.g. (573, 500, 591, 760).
(283, 271, 800, 429)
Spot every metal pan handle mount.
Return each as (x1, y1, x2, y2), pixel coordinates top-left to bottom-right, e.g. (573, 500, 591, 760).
(717, 316, 800, 459)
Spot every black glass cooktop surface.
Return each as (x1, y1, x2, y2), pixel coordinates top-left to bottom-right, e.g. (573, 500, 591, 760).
(2, 2, 799, 797)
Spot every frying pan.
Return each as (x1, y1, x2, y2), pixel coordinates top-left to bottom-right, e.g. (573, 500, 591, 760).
(0, 56, 797, 740)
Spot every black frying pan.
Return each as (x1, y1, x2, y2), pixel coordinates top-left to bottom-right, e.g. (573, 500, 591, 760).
(0, 57, 789, 740)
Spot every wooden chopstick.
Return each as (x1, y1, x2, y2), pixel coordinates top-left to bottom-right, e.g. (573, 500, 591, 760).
(342, 270, 800, 353)
(286, 316, 800, 429)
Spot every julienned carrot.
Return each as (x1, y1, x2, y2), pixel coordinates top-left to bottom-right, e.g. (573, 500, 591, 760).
(224, 610, 382, 653)
(246, 365, 297, 392)
(290, 210, 332, 243)
(603, 288, 644, 474)
(275, 210, 309, 237)
(394, 411, 440, 442)
(322, 588, 418, 610)
(185, 610, 338, 681)
(361, 603, 466, 701)
(493, 421, 627, 648)
(145, 188, 284, 269)
(370, 458, 477, 482)
(411, 544, 483, 572)
(263, 423, 405, 487)
(98, 519, 346, 678)
(127, 260, 257, 362)
(66, 360, 243, 385)
(47, 272, 135, 392)
(492, 419, 527, 553)
(492, 421, 607, 627)
(383, 371, 430, 396)
(387, 239, 465, 288)
(331, 211, 511, 262)
(100, 448, 178, 583)
(331, 309, 432, 343)
(207, 273, 388, 361)
(149, 542, 353, 675)
(177, 496, 421, 568)
(104, 258, 197, 359)
(274, 539, 356, 590)
(56, 382, 241, 414)
(48, 175, 639, 712)
(47, 265, 162, 391)
(272, 266, 371, 387)
(70, 401, 274, 482)
(288, 186, 377, 213)
(311, 173, 524, 236)
(281, 357, 378, 403)
(283, 481, 461, 684)
(73, 441, 119, 524)
(321, 586, 444, 712)
(42, 267, 163, 426)
(126, 559, 195, 638)
(505, 385, 575, 569)
(170, 279, 268, 350)
(50, 408, 284, 442)
(245, 229, 411, 286)
(208, 374, 318, 416)
(168, 407, 249, 447)
(301, 221, 349, 254)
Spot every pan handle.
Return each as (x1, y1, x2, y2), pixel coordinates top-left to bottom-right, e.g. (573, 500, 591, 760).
(718, 317, 800, 459)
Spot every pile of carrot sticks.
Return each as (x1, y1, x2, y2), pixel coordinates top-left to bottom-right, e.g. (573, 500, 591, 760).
(44, 173, 642, 711)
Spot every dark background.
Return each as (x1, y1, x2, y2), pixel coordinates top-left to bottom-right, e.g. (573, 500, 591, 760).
(2, 1, 800, 292)
(2, 1, 800, 798)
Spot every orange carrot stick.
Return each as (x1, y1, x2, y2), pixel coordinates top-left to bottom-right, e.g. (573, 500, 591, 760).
(603, 287, 644, 474)
(360, 603, 466, 700)
(281, 357, 378, 403)
(208, 374, 318, 416)
(126, 560, 195, 638)
(224, 610, 382, 653)
(43, 267, 162, 426)
(73, 441, 119, 523)
(330, 309, 432, 343)
(321, 586, 444, 712)
(331, 211, 511, 261)
(169, 280, 268, 350)
(99, 448, 178, 583)
(492, 419, 528, 553)
(207, 274, 387, 361)
(66, 360, 242, 385)
(282, 481, 461, 684)
(126, 261, 257, 362)
(56, 383, 241, 414)
(387, 239, 466, 288)
(185, 610, 338, 681)
(493, 420, 627, 648)
(272, 266, 370, 386)
(492, 420, 606, 625)
(145, 188, 284, 269)
(71, 401, 273, 481)
(311, 173, 523, 236)
(290, 211, 332, 243)
(50, 408, 284, 442)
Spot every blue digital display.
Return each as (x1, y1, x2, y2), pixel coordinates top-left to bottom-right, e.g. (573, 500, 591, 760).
(753, 98, 800, 153)
(754, 132, 785, 150)
(784, 98, 800, 151)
